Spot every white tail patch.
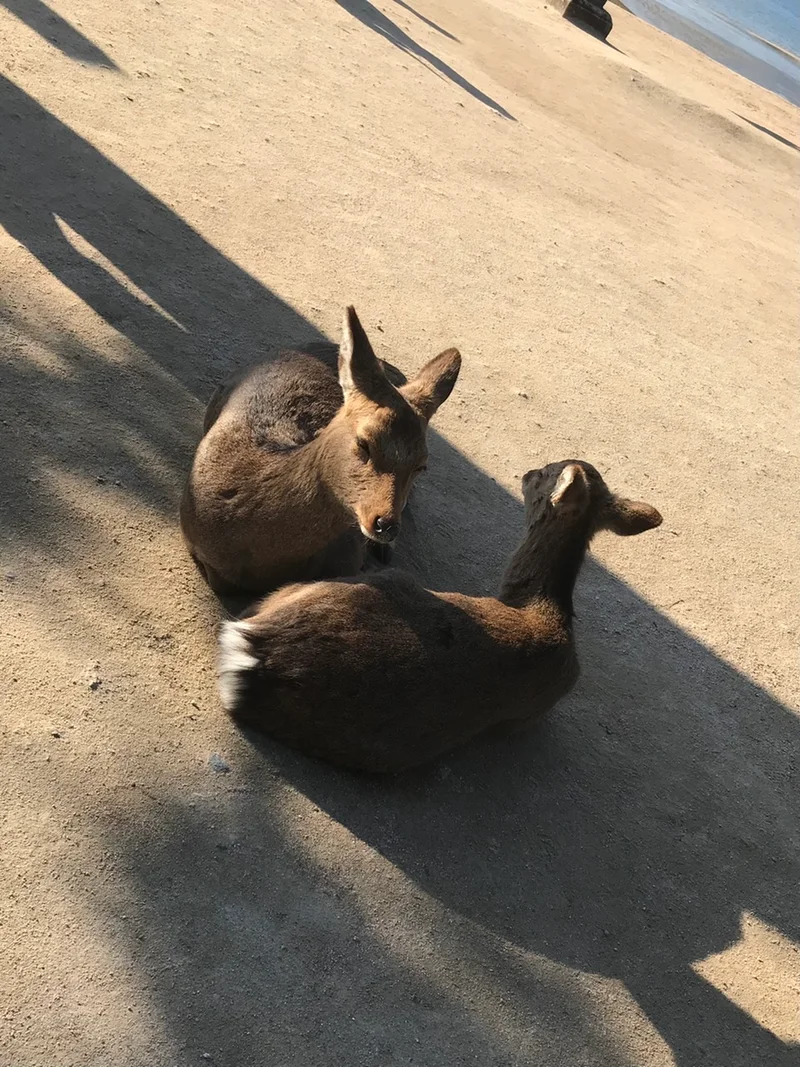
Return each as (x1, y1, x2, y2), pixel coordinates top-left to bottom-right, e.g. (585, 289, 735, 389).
(217, 621, 259, 711)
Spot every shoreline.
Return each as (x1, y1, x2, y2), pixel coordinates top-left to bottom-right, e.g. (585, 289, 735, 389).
(607, 0, 800, 106)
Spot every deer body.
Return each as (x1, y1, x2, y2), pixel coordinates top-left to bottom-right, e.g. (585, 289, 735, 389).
(182, 352, 361, 594)
(218, 461, 662, 772)
(221, 572, 579, 771)
(180, 310, 461, 595)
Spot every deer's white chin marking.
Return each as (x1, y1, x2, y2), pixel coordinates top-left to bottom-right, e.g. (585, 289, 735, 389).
(217, 621, 258, 711)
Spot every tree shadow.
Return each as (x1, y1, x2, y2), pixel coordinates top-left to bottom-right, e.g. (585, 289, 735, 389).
(0, 72, 326, 602)
(2, 74, 797, 1066)
(86, 774, 649, 1065)
(0, 76, 318, 400)
(1, 0, 119, 68)
(335, 0, 515, 119)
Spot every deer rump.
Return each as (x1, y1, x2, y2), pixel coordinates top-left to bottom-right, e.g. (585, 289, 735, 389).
(221, 571, 575, 773)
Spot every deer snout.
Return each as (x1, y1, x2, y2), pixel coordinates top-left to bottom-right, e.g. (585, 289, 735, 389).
(364, 514, 400, 543)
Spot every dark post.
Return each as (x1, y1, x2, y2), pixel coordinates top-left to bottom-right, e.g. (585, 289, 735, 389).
(551, 0, 614, 41)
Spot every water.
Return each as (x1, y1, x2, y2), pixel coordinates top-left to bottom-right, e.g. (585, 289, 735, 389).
(620, 0, 800, 105)
(712, 0, 800, 56)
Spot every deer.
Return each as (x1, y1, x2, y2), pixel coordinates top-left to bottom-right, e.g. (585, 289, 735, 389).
(216, 459, 662, 772)
(180, 307, 461, 596)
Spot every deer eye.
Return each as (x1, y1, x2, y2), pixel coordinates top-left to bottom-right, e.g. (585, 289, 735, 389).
(415, 464, 428, 474)
(355, 437, 370, 462)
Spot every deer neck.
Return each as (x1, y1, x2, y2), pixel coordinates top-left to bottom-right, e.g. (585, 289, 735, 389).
(498, 519, 591, 617)
(272, 417, 355, 532)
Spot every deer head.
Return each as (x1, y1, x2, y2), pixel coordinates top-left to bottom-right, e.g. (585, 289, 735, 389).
(331, 306, 461, 544)
(522, 461, 663, 536)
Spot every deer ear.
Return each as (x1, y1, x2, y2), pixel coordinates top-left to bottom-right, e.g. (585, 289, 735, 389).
(550, 463, 589, 509)
(400, 348, 461, 422)
(603, 496, 663, 536)
(338, 306, 391, 402)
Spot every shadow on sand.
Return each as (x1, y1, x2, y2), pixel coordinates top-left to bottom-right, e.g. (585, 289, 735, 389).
(392, 0, 459, 43)
(735, 112, 800, 152)
(335, 0, 515, 119)
(1, 0, 119, 68)
(1, 72, 797, 1066)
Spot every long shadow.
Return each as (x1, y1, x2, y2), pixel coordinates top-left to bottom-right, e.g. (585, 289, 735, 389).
(0, 76, 317, 401)
(735, 113, 800, 152)
(2, 75, 797, 1066)
(336, 0, 515, 119)
(1, 0, 119, 68)
(392, 0, 459, 42)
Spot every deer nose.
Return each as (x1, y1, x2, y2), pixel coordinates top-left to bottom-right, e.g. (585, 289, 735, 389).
(373, 516, 400, 541)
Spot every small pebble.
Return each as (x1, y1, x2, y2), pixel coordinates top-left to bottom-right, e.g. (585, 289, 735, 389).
(208, 753, 231, 774)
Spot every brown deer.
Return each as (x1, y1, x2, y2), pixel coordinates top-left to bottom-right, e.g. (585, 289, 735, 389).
(217, 460, 662, 772)
(180, 307, 461, 595)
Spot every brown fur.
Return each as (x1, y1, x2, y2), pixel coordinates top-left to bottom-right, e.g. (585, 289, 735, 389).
(180, 307, 461, 595)
(217, 460, 662, 772)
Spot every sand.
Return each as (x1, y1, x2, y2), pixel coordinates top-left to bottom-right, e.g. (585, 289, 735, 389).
(0, 1, 798, 1065)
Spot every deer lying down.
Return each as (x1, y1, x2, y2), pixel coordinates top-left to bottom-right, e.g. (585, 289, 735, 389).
(180, 306, 461, 596)
(217, 460, 662, 772)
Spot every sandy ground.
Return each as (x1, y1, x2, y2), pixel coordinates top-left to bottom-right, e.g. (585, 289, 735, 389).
(1, 1, 798, 1065)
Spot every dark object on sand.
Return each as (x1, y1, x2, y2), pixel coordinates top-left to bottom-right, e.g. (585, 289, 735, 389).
(552, 0, 614, 41)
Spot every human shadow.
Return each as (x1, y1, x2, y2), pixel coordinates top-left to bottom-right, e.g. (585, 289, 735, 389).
(2, 73, 796, 1067)
(1, 0, 119, 68)
(735, 113, 799, 152)
(336, 0, 515, 119)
